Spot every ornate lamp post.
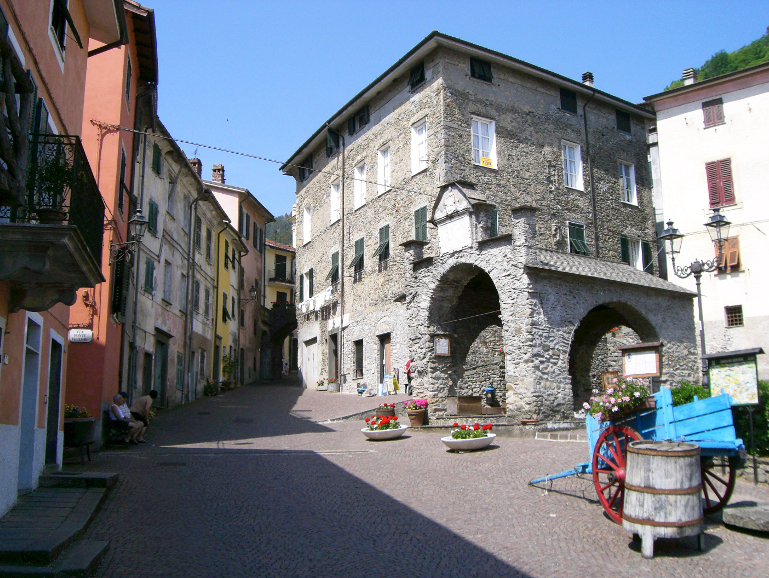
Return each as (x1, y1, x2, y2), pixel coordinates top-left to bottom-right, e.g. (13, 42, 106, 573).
(109, 208, 149, 265)
(240, 285, 259, 303)
(658, 208, 731, 389)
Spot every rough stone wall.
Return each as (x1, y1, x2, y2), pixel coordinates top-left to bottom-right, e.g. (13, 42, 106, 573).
(456, 325, 506, 399)
(589, 326, 641, 392)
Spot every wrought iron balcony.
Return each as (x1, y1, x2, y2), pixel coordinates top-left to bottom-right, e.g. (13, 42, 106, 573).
(0, 134, 105, 311)
(268, 268, 295, 285)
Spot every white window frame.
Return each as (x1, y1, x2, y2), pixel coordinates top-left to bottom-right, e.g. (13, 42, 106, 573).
(163, 260, 173, 302)
(330, 179, 340, 223)
(411, 119, 428, 174)
(48, 0, 67, 70)
(620, 162, 637, 205)
(303, 204, 312, 245)
(354, 161, 366, 209)
(628, 238, 643, 271)
(377, 146, 391, 195)
(562, 141, 583, 190)
(471, 116, 497, 169)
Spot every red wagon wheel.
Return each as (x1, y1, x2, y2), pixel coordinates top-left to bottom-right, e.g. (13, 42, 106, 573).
(701, 456, 737, 515)
(591, 424, 642, 524)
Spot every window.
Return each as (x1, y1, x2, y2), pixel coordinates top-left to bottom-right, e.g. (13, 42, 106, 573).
(620, 162, 637, 205)
(353, 162, 366, 209)
(253, 223, 258, 248)
(326, 129, 339, 158)
(118, 148, 127, 214)
(232, 248, 237, 271)
(182, 198, 190, 231)
(276, 291, 287, 303)
(275, 254, 287, 279)
(167, 181, 176, 217)
(354, 339, 363, 378)
(204, 287, 210, 318)
(298, 156, 313, 182)
(299, 272, 303, 301)
(706, 159, 735, 207)
(232, 296, 235, 321)
(176, 352, 184, 391)
(50, 0, 69, 53)
(414, 206, 428, 241)
(326, 251, 339, 284)
(224, 240, 230, 269)
(245, 213, 250, 240)
(330, 180, 340, 222)
(180, 275, 187, 312)
(411, 120, 428, 174)
(305, 268, 314, 298)
(616, 109, 631, 133)
(568, 222, 590, 255)
(111, 257, 128, 318)
(621, 236, 653, 272)
(562, 142, 583, 190)
(303, 204, 312, 243)
(125, 55, 132, 106)
(240, 308, 244, 327)
(350, 237, 364, 281)
(143, 258, 154, 292)
(560, 88, 577, 114)
(472, 117, 496, 168)
(409, 61, 425, 89)
(163, 261, 172, 302)
(205, 227, 212, 261)
(192, 280, 200, 312)
(489, 206, 498, 238)
(151, 142, 162, 175)
(377, 146, 390, 194)
(703, 98, 724, 128)
(347, 105, 370, 135)
(148, 200, 159, 234)
(470, 57, 493, 82)
(725, 305, 744, 327)
(374, 225, 390, 265)
(199, 349, 206, 380)
(239, 264, 244, 290)
(717, 236, 740, 273)
(194, 216, 202, 250)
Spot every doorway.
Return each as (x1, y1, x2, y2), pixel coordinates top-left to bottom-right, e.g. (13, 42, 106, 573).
(379, 333, 391, 386)
(18, 314, 42, 491)
(213, 339, 221, 381)
(142, 352, 153, 396)
(303, 338, 318, 388)
(328, 333, 338, 381)
(45, 337, 63, 465)
(154, 339, 168, 405)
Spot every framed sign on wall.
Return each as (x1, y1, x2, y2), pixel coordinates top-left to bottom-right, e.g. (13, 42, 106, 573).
(434, 336, 450, 357)
(618, 342, 661, 378)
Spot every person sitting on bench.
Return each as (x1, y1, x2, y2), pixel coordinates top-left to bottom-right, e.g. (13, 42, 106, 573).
(109, 395, 143, 445)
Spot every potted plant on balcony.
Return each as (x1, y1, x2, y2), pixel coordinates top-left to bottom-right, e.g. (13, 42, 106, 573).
(32, 146, 70, 224)
(63, 405, 95, 447)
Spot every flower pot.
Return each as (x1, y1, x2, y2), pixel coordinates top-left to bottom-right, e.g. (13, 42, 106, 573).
(63, 418, 95, 448)
(328, 381, 340, 392)
(376, 407, 396, 418)
(441, 433, 496, 452)
(36, 208, 67, 224)
(361, 425, 408, 441)
(407, 409, 425, 426)
(316, 385, 328, 391)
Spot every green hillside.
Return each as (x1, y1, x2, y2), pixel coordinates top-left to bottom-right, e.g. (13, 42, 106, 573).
(665, 27, 769, 91)
(266, 212, 293, 246)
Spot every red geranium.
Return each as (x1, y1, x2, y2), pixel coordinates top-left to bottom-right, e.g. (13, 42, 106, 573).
(453, 422, 459, 427)
(460, 425, 467, 430)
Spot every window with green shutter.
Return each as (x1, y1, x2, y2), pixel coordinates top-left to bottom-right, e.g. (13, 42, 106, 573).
(642, 241, 653, 273)
(148, 200, 158, 234)
(151, 142, 162, 174)
(308, 268, 314, 298)
(299, 273, 304, 302)
(326, 129, 339, 158)
(489, 206, 498, 238)
(143, 258, 154, 292)
(470, 57, 493, 82)
(620, 235, 630, 265)
(414, 206, 427, 241)
(326, 251, 339, 284)
(224, 240, 229, 269)
(409, 62, 426, 89)
(349, 237, 365, 273)
(374, 225, 390, 262)
(568, 222, 590, 255)
(222, 291, 228, 323)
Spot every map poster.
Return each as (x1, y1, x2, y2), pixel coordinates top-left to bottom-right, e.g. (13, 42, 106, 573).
(709, 357, 759, 406)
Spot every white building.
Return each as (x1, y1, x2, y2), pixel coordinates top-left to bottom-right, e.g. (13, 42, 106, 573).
(645, 62, 769, 379)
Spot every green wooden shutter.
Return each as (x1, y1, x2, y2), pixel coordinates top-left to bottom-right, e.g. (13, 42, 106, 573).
(642, 241, 653, 273)
(144, 258, 154, 292)
(332, 251, 338, 282)
(152, 142, 161, 174)
(415, 207, 427, 241)
(620, 236, 630, 265)
(299, 273, 304, 302)
(490, 206, 498, 238)
(308, 268, 313, 297)
(348, 117, 355, 136)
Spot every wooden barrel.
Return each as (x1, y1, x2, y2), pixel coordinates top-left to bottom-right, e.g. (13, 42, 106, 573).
(622, 441, 704, 558)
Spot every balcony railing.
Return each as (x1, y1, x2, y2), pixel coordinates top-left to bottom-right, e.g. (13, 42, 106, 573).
(0, 134, 104, 265)
(268, 268, 294, 284)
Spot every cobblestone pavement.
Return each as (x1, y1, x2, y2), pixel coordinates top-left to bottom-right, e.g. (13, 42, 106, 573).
(73, 383, 769, 578)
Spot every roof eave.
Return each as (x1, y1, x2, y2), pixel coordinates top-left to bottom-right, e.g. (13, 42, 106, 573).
(644, 61, 769, 103)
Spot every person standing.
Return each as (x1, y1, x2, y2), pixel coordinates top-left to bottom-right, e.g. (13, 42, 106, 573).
(405, 358, 415, 396)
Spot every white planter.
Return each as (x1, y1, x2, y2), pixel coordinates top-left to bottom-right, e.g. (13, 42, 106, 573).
(441, 433, 496, 451)
(361, 425, 409, 441)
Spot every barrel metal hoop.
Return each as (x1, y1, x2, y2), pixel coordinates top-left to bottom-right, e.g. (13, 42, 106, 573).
(624, 482, 702, 495)
(622, 514, 704, 528)
(627, 447, 701, 457)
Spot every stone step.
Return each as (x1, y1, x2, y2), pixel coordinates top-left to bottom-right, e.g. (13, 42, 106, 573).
(0, 540, 108, 577)
(38, 473, 118, 490)
(722, 501, 769, 533)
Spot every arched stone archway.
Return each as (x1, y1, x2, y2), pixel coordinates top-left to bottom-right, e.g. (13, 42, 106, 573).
(569, 302, 659, 411)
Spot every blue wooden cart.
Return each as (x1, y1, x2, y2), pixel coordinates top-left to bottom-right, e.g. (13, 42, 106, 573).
(529, 387, 744, 523)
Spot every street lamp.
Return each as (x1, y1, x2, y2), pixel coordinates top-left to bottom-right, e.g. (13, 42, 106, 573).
(658, 208, 731, 389)
(109, 208, 148, 265)
(240, 285, 259, 302)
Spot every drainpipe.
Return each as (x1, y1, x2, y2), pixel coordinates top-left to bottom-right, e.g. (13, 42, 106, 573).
(582, 88, 598, 257)
(338, 131, 345, 388)
(128, 128, 148, 400)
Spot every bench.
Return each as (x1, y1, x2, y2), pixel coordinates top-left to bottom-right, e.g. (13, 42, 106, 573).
(103, 411, 128, 445)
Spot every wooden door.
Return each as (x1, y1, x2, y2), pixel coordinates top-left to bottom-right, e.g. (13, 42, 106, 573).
(379, 334, 391, 385)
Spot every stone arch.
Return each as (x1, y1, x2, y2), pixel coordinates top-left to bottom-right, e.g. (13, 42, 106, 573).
(568, 302, 659, 411)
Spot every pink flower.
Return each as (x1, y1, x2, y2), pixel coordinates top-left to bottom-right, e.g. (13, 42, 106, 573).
(607, 388, 614, 395)
(612, 378, 618, 384)
(612, 406, 619, 412)
(634, 392, 641, 398)
(623, 396, 630, 402)
(582, 402, 590, 410)
(609, 397, 616, 404)
(596, 412, 603, 420)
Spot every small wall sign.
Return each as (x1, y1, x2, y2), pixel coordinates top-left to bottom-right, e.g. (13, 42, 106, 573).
(435, 336, 451, 356)
(68, 329, 93, 343)
(618, 342, 661, 378)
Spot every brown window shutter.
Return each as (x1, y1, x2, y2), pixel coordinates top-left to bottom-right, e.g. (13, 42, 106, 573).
(715, 240, 727, 269)
(720, 158, 735, 205)
(727, 237, 740, 270)
(706, 161, 721, 207)
(703, 105, 714, 126)
(714, 102, 725, 124)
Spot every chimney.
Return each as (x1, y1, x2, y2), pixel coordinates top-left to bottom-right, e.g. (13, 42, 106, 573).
(212, 164, 225, 184)
(189, 158, 202, 178)
(582, 71, 594, 87)
(682, 68, 697, 85)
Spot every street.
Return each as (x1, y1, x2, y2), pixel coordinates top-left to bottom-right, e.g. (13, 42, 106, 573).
(76, 383, 769, 578)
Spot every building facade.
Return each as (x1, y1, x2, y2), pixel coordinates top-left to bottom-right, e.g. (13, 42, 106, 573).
(645, 63, 769, 379)
(0, 0, 125, 515)
(283, 32, 700, 420)
(265, 239, 296, 379)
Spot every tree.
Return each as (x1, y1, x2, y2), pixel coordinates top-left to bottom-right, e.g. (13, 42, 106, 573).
(266, 212, 293, 246)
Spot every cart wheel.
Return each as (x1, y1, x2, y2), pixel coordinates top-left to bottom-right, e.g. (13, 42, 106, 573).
(701, 456, 737, 515)
(592, 424, 642, 524)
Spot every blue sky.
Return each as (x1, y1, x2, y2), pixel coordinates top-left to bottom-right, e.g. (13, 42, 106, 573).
(150, 0, 767, 219)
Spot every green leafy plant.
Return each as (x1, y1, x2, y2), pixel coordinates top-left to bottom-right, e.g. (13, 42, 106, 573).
(734, 380, 769, 457)
(451, 422, 493, 439)
(671, 381, 710, 407)
(364, 415, 401, 430)
(582, 376, 650, 420)
(221, 354, 237, 379)
(203, 379, 219, 397)
(64, 404, 91, 419)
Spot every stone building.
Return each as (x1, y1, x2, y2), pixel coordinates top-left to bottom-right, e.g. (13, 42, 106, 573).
(282, 32, 700, 421)
(264, 239, 297, 379)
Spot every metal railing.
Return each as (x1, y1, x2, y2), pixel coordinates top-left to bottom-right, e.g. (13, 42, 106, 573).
(0, 134, 104, 264)
(268, 268, 294, 284)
